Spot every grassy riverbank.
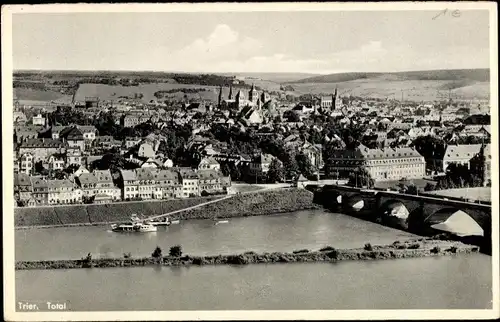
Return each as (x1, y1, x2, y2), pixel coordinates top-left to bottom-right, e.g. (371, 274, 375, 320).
(15, 188, 317, 228)
(15, 238, 478, 270)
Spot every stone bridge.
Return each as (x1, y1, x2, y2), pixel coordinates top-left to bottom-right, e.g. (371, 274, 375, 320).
(317, 185, 492, 251)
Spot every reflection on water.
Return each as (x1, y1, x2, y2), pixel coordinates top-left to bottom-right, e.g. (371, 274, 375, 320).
(16, 210, 418, 261)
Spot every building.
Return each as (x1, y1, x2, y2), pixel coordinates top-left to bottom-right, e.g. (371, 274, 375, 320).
(138, 142, 155, 159)
(14, 126, 39, 144)
(66, 148, 83, 166)
(93, 170, 121, 201)
(19, 153, 34, 175)
(326, 145, 426, 182)
(442, 144, 482, 172)
(14, 173, 33, 202)
(124, 137, 142, 149)
(60, 126, 85, 152)
(135, 168, 157, 200)
(198, 170, 224, 195)
(249, 153, 275, 176)
(76, 172, 98, 197)
(198, 156, 221, 171)
(176, 168, 200, 198)
(470, 144, 491, 186)
(94, 136, 122, 150)
(47, 153, 65, 171)
(77, 125, 99, 150)
(150, 169, 183, 199)
(32, 114, 46, 126)
(120, 169, 139, 200)
(85, 97, 99, 109)
(299, 142, 324, 171)
(31, 176, 49, 205)
(18, 138, 66, 162)
(47, 179, 74, 205)
(13, 111, 28, 124)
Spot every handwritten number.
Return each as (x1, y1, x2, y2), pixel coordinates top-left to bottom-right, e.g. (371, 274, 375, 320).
(432, 9, 461, 20)
(432, 9, 447, 20)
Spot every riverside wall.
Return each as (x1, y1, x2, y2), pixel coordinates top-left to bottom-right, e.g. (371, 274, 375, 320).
(176, 188, 318, 220)
(14, 196, 219, 227)
(14, 188, 317, 228)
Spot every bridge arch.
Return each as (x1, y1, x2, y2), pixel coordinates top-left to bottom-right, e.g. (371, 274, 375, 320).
(425, 207, 484, 237)
(343, 195, 366, 212)
(378, 199, 412, 230)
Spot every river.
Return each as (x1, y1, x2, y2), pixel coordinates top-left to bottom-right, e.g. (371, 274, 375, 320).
(15, 210, 492, 310)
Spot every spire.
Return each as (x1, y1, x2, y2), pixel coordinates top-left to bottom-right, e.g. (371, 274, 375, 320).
(229, 85, 233, 99)
(218, 85, 223, 108)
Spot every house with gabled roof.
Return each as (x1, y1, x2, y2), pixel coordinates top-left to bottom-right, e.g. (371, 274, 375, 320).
(198, 169, 224, 195)
(442, 144, 483, 172)
(14, 173, 33, 202)
(175, 167, 200, 198)
(120, 169, 139, 200)
(198, 156, 220, 171)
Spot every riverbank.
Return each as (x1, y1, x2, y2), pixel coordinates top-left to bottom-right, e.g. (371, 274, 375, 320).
(15, 238, 478, 270)
(15, 188, 318, 229)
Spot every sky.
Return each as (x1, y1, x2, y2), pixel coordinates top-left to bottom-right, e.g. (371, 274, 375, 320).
(12, 10, 491, 74)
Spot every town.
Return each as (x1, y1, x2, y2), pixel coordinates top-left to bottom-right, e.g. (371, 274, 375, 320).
(13, 72, 491, 208)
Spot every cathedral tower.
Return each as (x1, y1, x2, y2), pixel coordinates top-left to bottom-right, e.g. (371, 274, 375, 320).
(218, 85, 223, 108)
(249, 83, 258, 105)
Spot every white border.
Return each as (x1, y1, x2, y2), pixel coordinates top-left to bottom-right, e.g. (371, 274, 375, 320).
(2, 2, 499, 321)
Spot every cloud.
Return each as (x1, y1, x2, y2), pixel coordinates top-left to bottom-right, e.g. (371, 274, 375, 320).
(162, 29, 487, 74)
(168, 24, 263, 67)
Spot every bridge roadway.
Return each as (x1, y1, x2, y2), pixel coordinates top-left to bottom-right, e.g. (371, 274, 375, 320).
(317, 184, 492, 248)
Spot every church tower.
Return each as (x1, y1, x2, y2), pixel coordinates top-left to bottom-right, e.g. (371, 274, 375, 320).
(229, 85, 233, 100)
(333, 87, 338, 109)
(218, 85, 223, 109)
(249, 83, 258, 105)
(261, 91, 270, 104)
(235, 89, 245, 108)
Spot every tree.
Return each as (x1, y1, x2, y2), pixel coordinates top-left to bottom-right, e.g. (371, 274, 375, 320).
(50, 169, 67, 180)
(295, 152, 316, 178)
(82, 195, 95, 204)
(424, 182, 435, 191)
(64, 164, 80, 175)
(406, 184, 419, 195)
(221, 163, 232, 177)
(152, 246, 163, 259)
(267, 158, 285, 183)
(34, 161, 49, 176)
(283, 153, 299, 180)
(284, 110, 301, 122)
(169, 245, 182, 257)
(347, 168, 374, 188)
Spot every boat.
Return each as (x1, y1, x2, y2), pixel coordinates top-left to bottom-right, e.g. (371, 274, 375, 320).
(146, 217, 171, 227)
(170, 220, 181, 225)
(111, 215, 157, 232)
(214, 220, 229, 225)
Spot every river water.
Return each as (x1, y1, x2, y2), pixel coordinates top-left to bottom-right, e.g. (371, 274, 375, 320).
(15, 210, 492, 310)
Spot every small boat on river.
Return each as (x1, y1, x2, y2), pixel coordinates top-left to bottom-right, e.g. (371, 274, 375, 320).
(146, 217, 172, 227)
(214, 220, 229, 225)
(111, 214, 157, 233)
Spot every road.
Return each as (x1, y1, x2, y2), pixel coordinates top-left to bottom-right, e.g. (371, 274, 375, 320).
(144, 195, 234, 221)
(145, 183, 294, 221)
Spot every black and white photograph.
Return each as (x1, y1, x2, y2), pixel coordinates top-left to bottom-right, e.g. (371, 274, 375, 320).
(2, 2, 499, 321)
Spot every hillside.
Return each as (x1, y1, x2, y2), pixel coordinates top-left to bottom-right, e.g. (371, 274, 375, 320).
(290, 69, 490, 84)
(219, 72, 322, 83)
